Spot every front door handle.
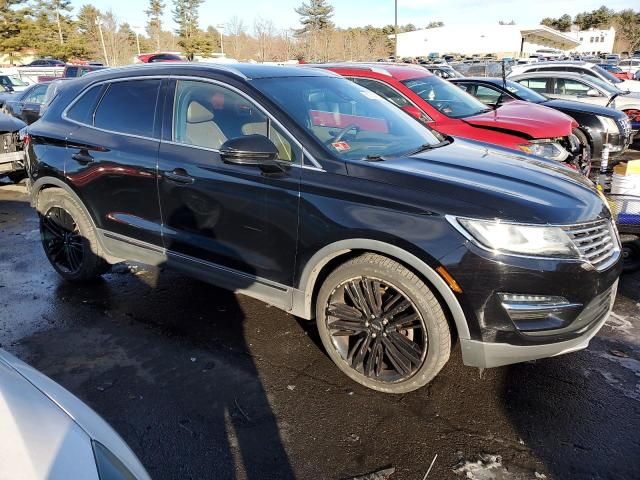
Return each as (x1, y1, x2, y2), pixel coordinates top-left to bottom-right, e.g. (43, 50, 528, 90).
(163, 168, 194, 184)
(71, 150, 94, 163)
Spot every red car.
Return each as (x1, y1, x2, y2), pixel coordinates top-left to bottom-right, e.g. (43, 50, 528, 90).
(314, 64, 589, 170)
(136, 53, 184, 63)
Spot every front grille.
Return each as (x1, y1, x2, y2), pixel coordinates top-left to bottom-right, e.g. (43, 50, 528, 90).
(562, 219, 619, 270)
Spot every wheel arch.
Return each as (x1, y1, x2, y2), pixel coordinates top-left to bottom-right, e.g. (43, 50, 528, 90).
(292, 239, 471, 341)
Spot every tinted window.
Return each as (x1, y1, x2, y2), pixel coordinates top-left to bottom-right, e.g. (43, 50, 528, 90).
(351, 78, 411, 108)
(24, 84, 48, 103)
(554, 78, 595, 96)
(402, 75, 491, 118)
(64, 66, 78, 77)
(517, 78, 550, 94)
(94, 80, 160, 137)
(67, 85, 105, 124)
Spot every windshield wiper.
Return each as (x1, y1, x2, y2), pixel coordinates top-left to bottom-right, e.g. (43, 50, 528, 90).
(406, 140, 451, 156)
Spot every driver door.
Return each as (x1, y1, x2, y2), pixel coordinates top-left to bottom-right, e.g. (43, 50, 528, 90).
(157, 78, 301, 287)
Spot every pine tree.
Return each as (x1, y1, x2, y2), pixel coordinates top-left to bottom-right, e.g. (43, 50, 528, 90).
(294, 0, 334, 35)
(145, 0, 164, 50)
(172, 0, 212, 60)
(0, 0, 30, 64)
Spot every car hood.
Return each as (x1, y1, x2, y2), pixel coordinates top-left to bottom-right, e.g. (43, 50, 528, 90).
(0, 349, 151, 480)
(0, 355, 100, 479)
(346, 137, 608, 225)
(463, 100, 576, 139)
(619, 80, 640, 93)
(542, 98, 627, 118)
(0, 112, 26, 132)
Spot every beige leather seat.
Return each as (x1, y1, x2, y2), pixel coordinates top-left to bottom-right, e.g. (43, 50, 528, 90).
(184, 101, 227, 149)
(241, 122, 293, 161)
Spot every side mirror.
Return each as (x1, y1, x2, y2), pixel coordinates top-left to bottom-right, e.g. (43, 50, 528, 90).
(220, 135, 286, 173)
(586, 88, 600, 97)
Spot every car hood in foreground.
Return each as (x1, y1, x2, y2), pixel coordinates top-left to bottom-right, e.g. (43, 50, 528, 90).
(463, 100, 576, 139)
(0, 349, 151, 480)
(346, 138, 607, 225)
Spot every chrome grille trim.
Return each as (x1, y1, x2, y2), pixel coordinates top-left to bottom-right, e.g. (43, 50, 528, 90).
(562, 219, 619, 271)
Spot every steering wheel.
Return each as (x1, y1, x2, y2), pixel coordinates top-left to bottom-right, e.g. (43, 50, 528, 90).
(329, 124, 360, 144)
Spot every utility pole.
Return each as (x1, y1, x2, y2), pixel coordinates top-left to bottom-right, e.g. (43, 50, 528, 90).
(394, 0, 398, 61)
(217, 24, 225, 55)
(96, 18, 109, 66)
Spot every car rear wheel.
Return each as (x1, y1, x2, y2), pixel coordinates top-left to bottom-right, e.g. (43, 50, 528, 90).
(315, 253, 451, 393)
(37, 188, 109, 282)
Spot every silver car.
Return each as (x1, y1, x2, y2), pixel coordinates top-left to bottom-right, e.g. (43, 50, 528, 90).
(0, 349, 151, 480)
(508, 71, 640, 134)
(508, 60, 640, 93)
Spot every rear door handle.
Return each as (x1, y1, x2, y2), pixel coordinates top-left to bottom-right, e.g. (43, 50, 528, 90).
(71, 150, 94, 163)
(163, 168, 194, 184)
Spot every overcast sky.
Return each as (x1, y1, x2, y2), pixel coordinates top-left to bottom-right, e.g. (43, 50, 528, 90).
(76, 0, 638, 33)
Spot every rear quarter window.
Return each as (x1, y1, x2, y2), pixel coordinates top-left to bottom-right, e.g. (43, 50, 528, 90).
(66, 85, 105, 124)
(93, 79, 161, 137)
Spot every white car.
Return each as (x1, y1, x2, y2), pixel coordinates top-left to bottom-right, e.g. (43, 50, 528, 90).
(508, 61, 640, 93)
(0, 349, 151, 480)
(618, 59, 640, 76)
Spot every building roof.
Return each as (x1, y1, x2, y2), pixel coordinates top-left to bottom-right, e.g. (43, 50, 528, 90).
(519, 26, 581, 50)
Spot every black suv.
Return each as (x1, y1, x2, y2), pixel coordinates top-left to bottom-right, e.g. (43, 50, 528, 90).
(25, 64, 622, 393)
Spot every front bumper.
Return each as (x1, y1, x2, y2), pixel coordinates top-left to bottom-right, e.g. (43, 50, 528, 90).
(438, 235, 622, 368)
(460, 279, 617, 367)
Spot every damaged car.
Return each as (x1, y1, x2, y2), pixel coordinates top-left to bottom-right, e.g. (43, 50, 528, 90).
(0, 112, 26, 183)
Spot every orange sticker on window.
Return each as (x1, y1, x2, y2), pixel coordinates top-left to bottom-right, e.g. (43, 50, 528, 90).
(332, 141, 351, 152)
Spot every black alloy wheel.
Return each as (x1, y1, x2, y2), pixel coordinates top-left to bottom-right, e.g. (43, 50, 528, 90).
(40, 206, 85, 275)
(325, 276, 428, 383)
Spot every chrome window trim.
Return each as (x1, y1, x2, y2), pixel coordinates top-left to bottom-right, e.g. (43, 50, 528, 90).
(61, 73, 326, 171)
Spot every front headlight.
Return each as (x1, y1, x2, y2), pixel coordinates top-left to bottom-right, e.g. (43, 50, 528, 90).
(450, 217, 580, 258)
(517, 140, 569, 161)
(598, 115, 619, 135)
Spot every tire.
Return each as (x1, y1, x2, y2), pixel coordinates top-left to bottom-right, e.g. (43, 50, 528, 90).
(36, 188, 110, 282)
(315, 253, 451, 393)
(572, 128, 592, 177)
(622, 239, 640, 274)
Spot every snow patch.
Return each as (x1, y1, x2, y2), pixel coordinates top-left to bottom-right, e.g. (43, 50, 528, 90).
(453, 454, 506, 479)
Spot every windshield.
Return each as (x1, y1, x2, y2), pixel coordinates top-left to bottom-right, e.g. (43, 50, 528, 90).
(401, 75, 491, 118)
(253, 76, 442, 160)
(592, 64, 622, 84)
(9, 76, 27, 87)
(503, 80, 547, 103)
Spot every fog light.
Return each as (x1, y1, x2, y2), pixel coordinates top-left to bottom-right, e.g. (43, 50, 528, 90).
(498, 293, 582, 332)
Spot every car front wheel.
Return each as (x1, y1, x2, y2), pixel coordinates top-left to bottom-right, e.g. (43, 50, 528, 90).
(316, 253, 451, 393)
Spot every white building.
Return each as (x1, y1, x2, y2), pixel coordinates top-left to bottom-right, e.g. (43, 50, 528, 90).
(568, 27, 616, 55)
(394, 25, 581, 59)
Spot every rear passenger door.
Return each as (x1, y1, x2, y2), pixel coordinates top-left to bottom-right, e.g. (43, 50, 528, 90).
(64, 78, 164, 249)
(157, 78, 301, 288)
